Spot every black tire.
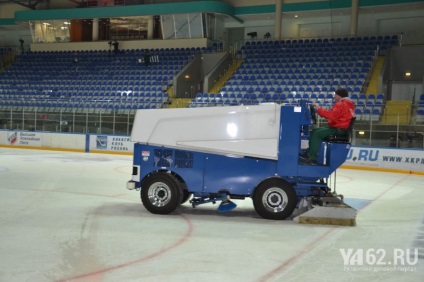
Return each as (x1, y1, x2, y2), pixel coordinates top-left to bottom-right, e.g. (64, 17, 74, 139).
(141, 173, 182, 214)
(181, 189, 192, 204)
(252, 179, 297, 220)
(178, 182, 192, 204)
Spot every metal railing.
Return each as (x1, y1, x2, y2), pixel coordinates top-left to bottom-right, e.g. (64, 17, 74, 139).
(1, 108, 134, 136)
(1, 104, 423, 149)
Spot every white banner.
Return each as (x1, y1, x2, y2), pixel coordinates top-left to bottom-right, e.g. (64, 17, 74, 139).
(1, 131, 42, 146)
(344, 147, 424, 173)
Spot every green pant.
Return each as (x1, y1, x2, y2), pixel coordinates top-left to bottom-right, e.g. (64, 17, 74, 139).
(309, 127, 346, 161)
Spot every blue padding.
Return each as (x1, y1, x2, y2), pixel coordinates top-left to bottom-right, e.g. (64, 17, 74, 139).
(85, 134, 90, 153)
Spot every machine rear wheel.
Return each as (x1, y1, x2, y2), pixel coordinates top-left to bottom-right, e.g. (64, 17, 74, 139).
(141, 173, 182, 214)
(253, 179, 297, 220)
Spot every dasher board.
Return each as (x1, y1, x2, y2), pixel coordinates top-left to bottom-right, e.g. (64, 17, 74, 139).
(131, 103, 281, 160)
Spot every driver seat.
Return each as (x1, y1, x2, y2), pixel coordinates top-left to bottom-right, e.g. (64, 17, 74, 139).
(324, 117, 356, 143)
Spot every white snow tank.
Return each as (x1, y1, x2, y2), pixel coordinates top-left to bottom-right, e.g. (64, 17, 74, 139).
(130, 103, 282, 160)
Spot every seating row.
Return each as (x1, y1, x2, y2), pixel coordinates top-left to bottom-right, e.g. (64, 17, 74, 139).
(1, 47, 191, 110)
(244, 35, 398, 45)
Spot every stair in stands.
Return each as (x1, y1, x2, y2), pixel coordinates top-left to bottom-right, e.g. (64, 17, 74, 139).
(209, 59, 244, 95)
(381, 100, 412, 125)
(366, 56, 384, 96)
(169, 98, 192, 108)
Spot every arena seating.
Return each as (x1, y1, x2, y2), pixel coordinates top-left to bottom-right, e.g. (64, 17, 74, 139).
(0, 36, 399, 119)
(189, 36, 398, 123)
(0, 47, 201, 113)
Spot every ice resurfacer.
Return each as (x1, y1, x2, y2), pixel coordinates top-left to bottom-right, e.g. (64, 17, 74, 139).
(127, 103, 356, 226)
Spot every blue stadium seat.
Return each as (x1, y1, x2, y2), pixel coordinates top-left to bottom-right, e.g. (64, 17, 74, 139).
(371, 108, 381, 121)
(361, 108, 371, 121)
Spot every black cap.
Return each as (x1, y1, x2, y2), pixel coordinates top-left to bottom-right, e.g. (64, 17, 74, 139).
(335, 88, 348, 98)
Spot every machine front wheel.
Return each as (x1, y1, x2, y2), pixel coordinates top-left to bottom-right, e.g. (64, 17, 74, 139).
(253, 179, 297, 220)
(141, 173, 182, 214)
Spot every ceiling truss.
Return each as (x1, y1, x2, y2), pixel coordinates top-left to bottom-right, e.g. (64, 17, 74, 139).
(0, 0, 48, 10)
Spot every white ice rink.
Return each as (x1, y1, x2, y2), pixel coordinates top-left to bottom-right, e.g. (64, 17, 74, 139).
(0, 148, 423, 282)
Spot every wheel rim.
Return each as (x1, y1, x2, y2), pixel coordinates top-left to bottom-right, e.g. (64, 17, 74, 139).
(262, 187, 288, 213)
(148, 182, 171, 207)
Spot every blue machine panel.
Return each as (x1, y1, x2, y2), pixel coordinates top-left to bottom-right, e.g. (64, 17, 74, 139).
(135, 144, 204, 190)
(153, 148, 194, 168)
(203, 154, 277, 195)
(278, 105, 304, 176)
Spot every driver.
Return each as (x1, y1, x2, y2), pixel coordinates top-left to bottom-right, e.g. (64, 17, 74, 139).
(301, 88, 355, 165)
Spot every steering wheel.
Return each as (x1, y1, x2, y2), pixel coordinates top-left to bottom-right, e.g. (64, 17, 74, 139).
(309, 104, 317, 124)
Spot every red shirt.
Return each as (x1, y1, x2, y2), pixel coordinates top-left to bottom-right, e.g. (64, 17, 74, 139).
(317, 98, 355, 129)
